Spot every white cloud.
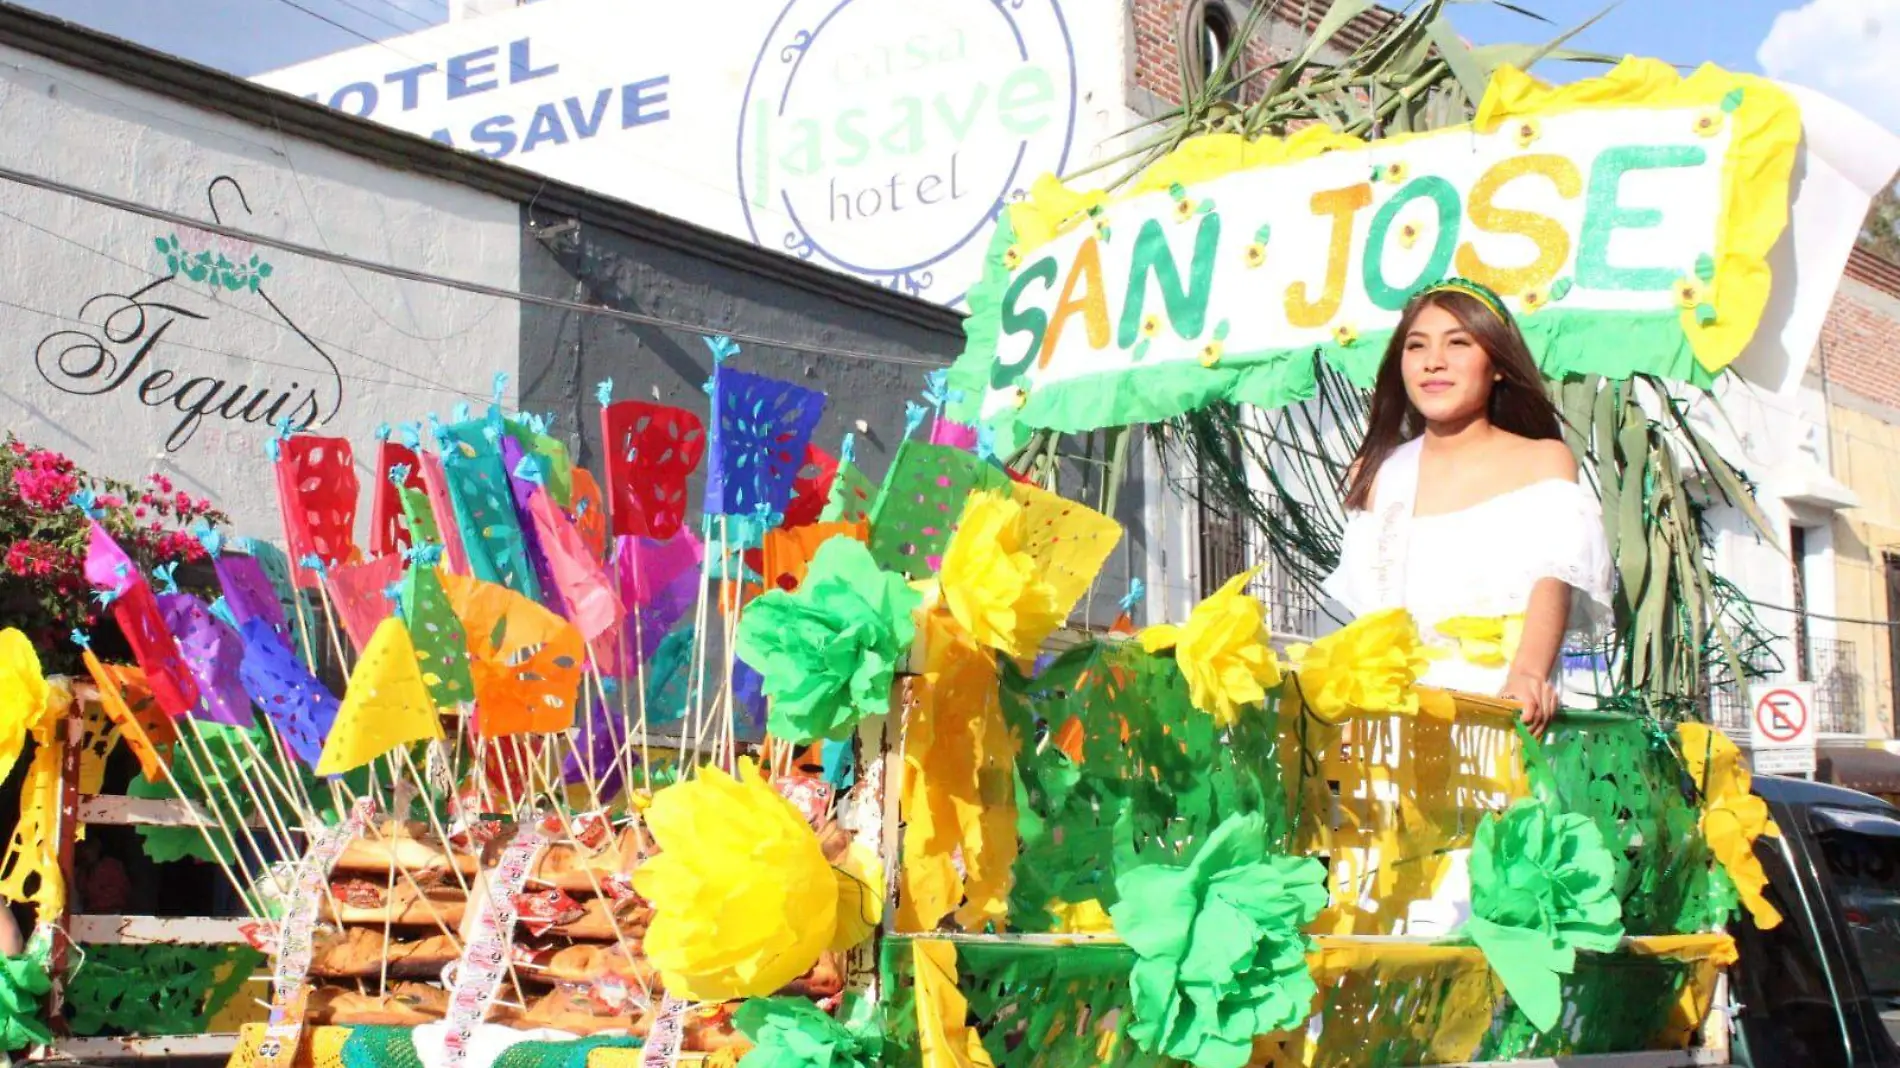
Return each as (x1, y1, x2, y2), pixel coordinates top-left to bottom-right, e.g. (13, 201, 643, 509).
(1758, 0, 1900, 135)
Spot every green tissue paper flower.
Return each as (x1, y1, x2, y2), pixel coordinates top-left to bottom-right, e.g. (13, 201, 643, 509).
(0, 931, 53, 1051)
(1465, 798, 1626, 1033)
(735, 537, 920, 744)
(1109, 811, 1328, 1068)
(735, 993, 881, 1068)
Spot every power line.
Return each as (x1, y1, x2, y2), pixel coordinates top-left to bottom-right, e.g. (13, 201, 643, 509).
(0, 293, 490, 402)
(0, 161, 953, 370)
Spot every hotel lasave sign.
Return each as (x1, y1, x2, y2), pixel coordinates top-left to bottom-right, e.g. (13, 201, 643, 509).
(947, 61, 1804, 454)
(255, 0, 1077, 307)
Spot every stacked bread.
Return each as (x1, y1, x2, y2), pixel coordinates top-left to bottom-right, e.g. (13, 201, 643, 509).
(304, 821, 479, 1028)
(294, 811, 851, 1054)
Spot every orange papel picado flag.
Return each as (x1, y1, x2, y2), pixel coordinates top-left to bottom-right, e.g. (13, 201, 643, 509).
(439, 570, 583, 738)
(316, 616, 442, 776)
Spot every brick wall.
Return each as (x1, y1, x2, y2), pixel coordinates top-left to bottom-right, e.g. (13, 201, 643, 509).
(1822, 249, 1900, 410)
(1131, 0, 1380, 109)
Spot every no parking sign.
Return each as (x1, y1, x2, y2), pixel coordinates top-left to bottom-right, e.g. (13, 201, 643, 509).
(1750, 683, 1817, 776)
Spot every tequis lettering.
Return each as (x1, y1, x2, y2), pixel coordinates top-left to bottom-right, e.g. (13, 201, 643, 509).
(32, 177, 342, 452)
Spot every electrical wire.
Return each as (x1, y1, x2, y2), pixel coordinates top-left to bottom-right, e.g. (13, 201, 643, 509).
(0, 204, 489, 398)
(0, 160, 954, 369)
(0, 293, 490, 402)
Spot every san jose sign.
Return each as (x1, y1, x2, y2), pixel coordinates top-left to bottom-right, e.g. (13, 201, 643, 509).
(948, 61, 1805, 453)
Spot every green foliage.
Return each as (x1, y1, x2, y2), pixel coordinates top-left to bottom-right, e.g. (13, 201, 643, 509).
(153, 234, 273, 293)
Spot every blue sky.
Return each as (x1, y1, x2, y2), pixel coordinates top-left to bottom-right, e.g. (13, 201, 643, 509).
(13, 0, 1898, 133)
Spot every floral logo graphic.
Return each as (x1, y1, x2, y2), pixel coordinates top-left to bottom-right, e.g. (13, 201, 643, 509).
(153, 234, 274, 293)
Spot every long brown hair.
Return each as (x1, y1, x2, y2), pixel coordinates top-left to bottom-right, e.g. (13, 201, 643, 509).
(1341, 288, 1560, 511)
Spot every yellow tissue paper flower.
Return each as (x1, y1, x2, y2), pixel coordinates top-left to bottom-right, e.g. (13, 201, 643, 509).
(0, 629, 51, 785)
(633, 759, 839, 1000)
(1285, 608, 1433, 723)
(1140, 569, 1282, 725)
(1678, 723, 1782, 930)
(939, 491, 1063, 658)
(1435, 614, 1525, 668)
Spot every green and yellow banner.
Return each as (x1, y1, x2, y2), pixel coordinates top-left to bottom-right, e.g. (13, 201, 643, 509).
(950, 60, 1803, 452)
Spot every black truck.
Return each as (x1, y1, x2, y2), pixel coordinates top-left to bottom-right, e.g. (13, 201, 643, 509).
(1732, 775, 1900, 1066)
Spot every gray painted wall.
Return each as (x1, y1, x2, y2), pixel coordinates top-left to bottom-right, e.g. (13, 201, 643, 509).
(517, 205, 960, 488)
(516, 203, 1150, 632)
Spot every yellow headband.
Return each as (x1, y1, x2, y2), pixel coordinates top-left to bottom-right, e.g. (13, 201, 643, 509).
(1417, 278, 1509, 324)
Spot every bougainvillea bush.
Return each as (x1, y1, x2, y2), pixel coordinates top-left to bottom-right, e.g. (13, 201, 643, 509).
(0, 435, 225, 672)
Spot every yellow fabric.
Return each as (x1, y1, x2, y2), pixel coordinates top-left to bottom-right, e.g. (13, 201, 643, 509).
(1140, 568, 1282, 725)
(0, 632, 69, 925)
(1435, 614, 1525, 668)
(897, 612, 1020, 932)
(1279, 685, 1533, 936)
(1047, 897, 1115, 935)
(633, 758, 838, 1001)
(1474, 59, 1801, 375)
(1285, 609, 1438, 724)
(315, 618, 442, 776)
(830, 839, 885, 952)
(1678, 722, 1783, 929)
(912, 940, 996, 1068)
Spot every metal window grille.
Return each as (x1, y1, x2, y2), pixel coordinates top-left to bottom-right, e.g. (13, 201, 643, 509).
(1812, 636, 1865, 734)
(1197, 489, 1321, 639)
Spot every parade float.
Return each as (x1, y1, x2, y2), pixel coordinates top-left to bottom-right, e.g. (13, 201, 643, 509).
(0, 23, 1896, 1068)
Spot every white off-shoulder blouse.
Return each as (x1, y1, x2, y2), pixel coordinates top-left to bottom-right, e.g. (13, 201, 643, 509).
(1321, 436, 1614, 695)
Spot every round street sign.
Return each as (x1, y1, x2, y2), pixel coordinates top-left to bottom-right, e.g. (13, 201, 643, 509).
(1754, 687, 1809, 744)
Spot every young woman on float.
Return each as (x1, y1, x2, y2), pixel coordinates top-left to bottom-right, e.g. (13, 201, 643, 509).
(1324, 278, 1613, 737)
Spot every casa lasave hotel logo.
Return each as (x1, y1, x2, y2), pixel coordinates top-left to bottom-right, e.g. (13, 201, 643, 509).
(740, 0, 1076, 304)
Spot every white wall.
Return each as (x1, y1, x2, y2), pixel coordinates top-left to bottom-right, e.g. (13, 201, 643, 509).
(253, 0, 1129, 310)
(1687, 375, 1845, 702)
(0, 43, 521, 539)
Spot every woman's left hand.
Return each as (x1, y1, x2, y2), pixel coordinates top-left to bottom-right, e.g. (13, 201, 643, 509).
(1500, 671, 1559, 738)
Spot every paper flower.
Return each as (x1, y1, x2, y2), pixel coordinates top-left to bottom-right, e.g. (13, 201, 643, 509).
(1332, 324, 1358, 347)
(1692, 107, 1724, 137)
(1139, 314, 1163, 340)
(1678, 723, 1783, 930)
(1243, 243, 1267, 269)
(1382, 160, 1409, 184)
(0, 931, 52, 1051)
(736, 538, 920, 744)
(1198, 341, 1224, 368)
(1436, 614, 1524, 668)
(1141, 569, 1282, 725)
(634, 759, 840, 1001)
(1674, 276, 1707, 309)
(1512, 118, 1542, 148)
(1110, 812, 1328, 1068)
(1172, 197, 1198, 222)
(939, 490, 1062, 658)
(1397, 221, 1421, 249)
(1285, 608, 1434, 723)
(1003, 245, 1023, 271)
(733, 993, 882, 1068)
(1465, 798, 1625, 1032)
(1519, 288, 1548, 314)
